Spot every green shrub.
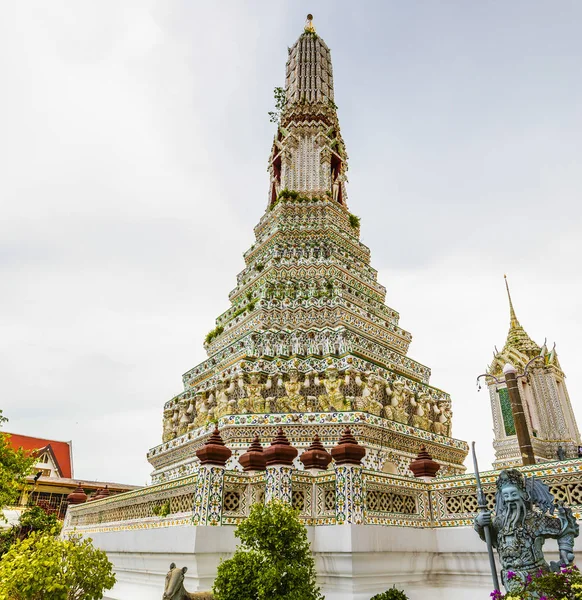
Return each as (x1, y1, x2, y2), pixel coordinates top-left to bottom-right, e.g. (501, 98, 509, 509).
(152, 502, 170, 518)
(0, 529, 116, 600)
(0, 504, 62, 557)
(348, 213, 361, 228)
(205, 325, 224, 345)
(370, 587, 409, 600)
(213, 500, 323, 600)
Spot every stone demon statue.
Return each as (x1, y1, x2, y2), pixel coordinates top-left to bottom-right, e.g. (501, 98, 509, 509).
(474, 469, 579, 592)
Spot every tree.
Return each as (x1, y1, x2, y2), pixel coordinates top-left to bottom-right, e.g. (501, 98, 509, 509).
(213, 500, 323, 600)
(0, 529, 116, 600)
(0, 411, 35, 511)
(0, 504, 62, 557)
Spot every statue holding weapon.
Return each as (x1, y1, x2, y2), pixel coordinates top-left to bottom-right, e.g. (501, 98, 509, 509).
(474, 467, 579, 593)
(472, 442, 500, 592)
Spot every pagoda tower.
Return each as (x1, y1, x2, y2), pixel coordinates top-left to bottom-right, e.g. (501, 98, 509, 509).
(148, 17, 468, 483)
(486, 276, 581, 468)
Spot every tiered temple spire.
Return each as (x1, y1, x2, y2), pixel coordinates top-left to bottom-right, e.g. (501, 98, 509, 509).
(150, 17, 468, 484)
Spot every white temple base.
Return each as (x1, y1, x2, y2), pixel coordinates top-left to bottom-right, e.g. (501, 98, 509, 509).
(82, 523, 573, 600)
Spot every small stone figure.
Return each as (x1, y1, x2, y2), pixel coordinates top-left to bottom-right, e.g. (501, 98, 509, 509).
(557, 444, 566, 461)
(163, 563, 213, 599)
(474, 469, 579, 592)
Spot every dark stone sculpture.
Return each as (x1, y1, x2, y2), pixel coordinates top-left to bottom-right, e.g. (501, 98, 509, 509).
(474, 469, 579, 592)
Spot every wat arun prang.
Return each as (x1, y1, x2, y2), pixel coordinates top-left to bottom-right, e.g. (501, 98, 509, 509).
(148, 16, 468, 483)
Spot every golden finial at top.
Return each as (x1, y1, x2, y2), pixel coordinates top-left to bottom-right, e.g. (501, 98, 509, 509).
(305, 14, 316, 33)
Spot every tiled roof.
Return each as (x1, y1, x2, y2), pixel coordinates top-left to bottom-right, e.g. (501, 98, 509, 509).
(4, 433, 73, 479)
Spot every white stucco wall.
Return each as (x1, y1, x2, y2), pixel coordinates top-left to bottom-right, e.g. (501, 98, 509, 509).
(83, 522, 576, 600)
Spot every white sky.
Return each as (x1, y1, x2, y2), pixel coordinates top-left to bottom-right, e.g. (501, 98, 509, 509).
(1, 1, 581, 485)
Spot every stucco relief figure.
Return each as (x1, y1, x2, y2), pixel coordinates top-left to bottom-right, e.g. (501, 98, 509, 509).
(162, 409, 175, 442)
(474, 469, 579, 592)
(290, 332, 302, 355)
(282, 369, 303, 411)
(383, 381, 394, 420)
(332, 171, 340, 203)
(192, 395, 209, 428)
(214, 381, 235, 419)
(355, 374, 383, 416)
(177, 400, 190, 436)
(244, 372, 265, 413)
(319, 367, 346, 411)
(390, 381, 409, 424)
(411, 392, 431, 431)
(433, 400, 452, 436)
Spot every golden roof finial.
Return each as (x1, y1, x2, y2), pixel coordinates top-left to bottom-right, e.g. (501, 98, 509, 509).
(305, 13, 316, 33)
(504, 274, 520, 329)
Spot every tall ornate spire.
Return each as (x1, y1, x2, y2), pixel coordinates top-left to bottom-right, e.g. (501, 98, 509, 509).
(150, 17, 468, 486)
(504, 274, 519, 329)
(268, 16, 348, 206)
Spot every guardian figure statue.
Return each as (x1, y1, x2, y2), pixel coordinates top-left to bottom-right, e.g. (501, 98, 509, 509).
(475, 469, 579, 592)
(474, 469, 579, 592)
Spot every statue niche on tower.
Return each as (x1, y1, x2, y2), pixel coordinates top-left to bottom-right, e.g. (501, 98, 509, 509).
(474, 469, 579, 592)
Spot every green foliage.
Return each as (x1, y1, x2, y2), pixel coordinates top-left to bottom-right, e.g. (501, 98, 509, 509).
(268, 87, 287, 123)
(370, 586, 409, 600)
(492, 565, 582, 599)
(152, 501, 170, 518)
(0, 504, 62, 557)
(348, 213, 361, 229)
(0, 417, 35, 512)
(271, 189, 327, 210)
(0, 529, 116, 600)
(205, 325, 224, 345)
(213, 500, 323, 600)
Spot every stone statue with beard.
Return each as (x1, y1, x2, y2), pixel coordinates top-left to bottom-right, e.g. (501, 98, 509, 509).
(474, 469, 579, 592)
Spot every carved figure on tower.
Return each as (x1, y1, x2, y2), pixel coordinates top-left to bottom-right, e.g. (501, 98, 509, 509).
(244, 372, 265, 413)
(162, 408, 175, 442)
(390, 381, 410, 424)
(214, 380, 235, 419)
(355, 374, 383, 416)
(433, 399, 452, 437)
(282, 368, 304, 412)
(474, 469, 579, 592)
(192, 394, 210, 428)
(320, 366, 346, 411)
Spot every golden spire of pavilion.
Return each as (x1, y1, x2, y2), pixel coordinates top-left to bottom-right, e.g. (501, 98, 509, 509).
(504, 274, 519, 329)
(501, 274, 540, 357)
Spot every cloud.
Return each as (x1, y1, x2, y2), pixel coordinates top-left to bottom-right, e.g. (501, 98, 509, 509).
(1, 1, 581, 483)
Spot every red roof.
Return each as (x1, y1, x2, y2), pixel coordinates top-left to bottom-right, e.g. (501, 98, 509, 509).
(4, 433, 73, 479)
